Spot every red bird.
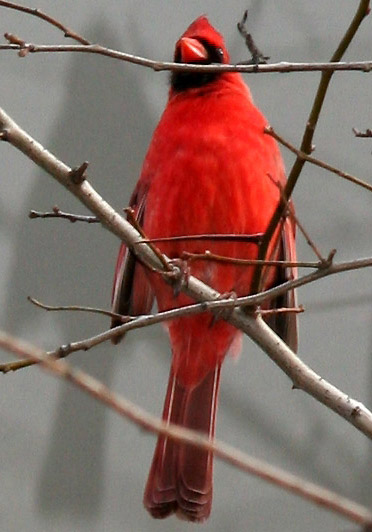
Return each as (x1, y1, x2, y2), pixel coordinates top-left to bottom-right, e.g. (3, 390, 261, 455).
(111, 16, 297, 522)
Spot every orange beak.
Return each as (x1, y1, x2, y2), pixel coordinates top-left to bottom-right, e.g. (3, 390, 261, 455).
(178, 37, 208, 63)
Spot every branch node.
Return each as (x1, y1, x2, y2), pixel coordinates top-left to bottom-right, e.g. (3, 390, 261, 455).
(320, 249, 337, 269)
(164, 258, 190, 297)
(351, 405, 362, 418)
(54, 344, 71, 359)
(0, 128, 9, 141)
(69, 161, 89, 184)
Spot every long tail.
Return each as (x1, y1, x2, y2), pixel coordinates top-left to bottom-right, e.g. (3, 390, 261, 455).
(143, 365, 221, 522)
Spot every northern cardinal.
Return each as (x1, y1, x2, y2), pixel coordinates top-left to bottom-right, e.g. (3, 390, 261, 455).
(111, 16, 297, 522)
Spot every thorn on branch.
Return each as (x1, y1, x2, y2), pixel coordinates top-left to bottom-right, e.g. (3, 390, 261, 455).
(237, 10, 269, 65)
(69, 161, 89, 184)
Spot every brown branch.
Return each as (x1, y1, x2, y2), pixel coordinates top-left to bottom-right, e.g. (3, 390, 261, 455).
(267, 126, 372, 193)
(181, 250, 322, 269)
(139, 233, 263, 244)
(0, 0, 90, 44)
(2, 254, 370, 374)
(237, 10, 269, 64)
(1, 41, 372, 73)
(1, 330, 372, 528)
(28, 209, 264, 244)
(29, 206, 99, 223)
(257, 306, 305, 316)
(27, 296, 129, 321)
(266, 172, 326, 262)
(288, 207, 326, 262)
(252, 0, 371, 293)
(124, 207, 170, 272)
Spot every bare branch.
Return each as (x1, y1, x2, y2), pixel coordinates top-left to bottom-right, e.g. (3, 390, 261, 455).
(1, 42, 372, 74)
(27, 296, 127, 321)
(266, 173, 327, 262)
(1, 254, 371, 374)
(237, 10, 269, 64)
(29, 206, 99, 223)
(288, 207, 326, 262)
(181, 250, 322, 269)
(0, 0, 90, 44)
(139, 233, 263, 244)
(266, 126, 372, 193)
(1, 330, 372, 528)
(252, 0, 371, 292)
(257, 306, 305, 316)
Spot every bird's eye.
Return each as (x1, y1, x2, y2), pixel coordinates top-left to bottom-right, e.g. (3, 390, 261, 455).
(215, 47, 224, 60)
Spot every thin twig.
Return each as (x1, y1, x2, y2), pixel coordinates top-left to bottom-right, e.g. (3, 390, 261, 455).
(1, 330, 372, 528)
(2, 254, 370, 374)
(29, 206, 99, 223)
(288, 209, 325, 262)
(237, 10, 269, 64)
(252, 0, 371, 293)
(125, 207, 170, 271)
(27, 296, 129, 321)
(257, 306, 305, 316)
(266, 172, 326, 262)
(1, 42, 372, 73)
(266, 126, 372, 193)
(181, 250, 322, 269)
(28, 209, 263, 243)
(139, 233, 263, 244)
(0, 0, 90, 44)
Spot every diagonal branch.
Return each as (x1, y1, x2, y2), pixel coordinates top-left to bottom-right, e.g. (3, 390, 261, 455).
(252, 0, 371, 293)
(266, 126, 372, 193)
(0, 253, 371, 374)
(1, 105, 372, 441)
(1, 330, 372, 528)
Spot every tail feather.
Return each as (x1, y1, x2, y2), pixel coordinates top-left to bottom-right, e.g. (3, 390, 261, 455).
(144, 365, 221, 522)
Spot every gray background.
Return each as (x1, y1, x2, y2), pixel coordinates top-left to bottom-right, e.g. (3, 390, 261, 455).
(1, 1, 371, 531)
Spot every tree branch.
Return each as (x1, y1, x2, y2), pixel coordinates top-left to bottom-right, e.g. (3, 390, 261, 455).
(1, 253, 371, 374)
(252, 0, 371, 292)
(1, 43, 372, 74)
(266, 126, 372, 193)
(0, 0, 90, 44)
(1, 330, 371, 528)
(1, 39, 372, 444)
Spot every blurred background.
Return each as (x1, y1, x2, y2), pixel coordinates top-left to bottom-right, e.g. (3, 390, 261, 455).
(0, 1, 371, 531)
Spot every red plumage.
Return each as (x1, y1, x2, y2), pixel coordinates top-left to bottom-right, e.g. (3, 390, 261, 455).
(112, 16, 297, 522)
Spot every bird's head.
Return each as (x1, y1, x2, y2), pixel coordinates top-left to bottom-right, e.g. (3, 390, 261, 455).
(171, 16, 230, 92)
